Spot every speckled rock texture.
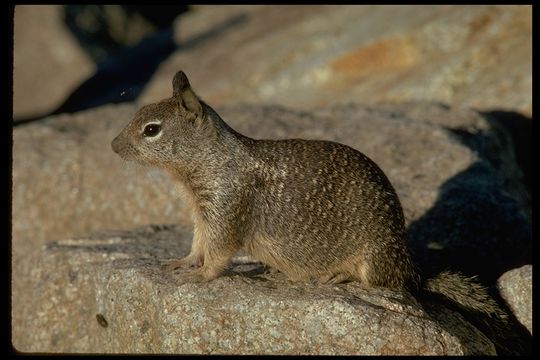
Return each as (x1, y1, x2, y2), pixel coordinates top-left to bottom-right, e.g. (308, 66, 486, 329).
(497, 265, 532, 334)
(12, 102, 531, 354)
(13, 225, 496, 354)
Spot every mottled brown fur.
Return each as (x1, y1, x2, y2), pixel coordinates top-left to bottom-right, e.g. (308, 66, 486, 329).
(112, 77, 417, 288)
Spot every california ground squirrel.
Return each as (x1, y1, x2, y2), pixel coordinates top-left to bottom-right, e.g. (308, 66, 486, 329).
(112, 71, 523, 354)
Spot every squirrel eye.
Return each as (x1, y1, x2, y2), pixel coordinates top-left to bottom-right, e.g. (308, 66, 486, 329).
(143, 123, 161, 137)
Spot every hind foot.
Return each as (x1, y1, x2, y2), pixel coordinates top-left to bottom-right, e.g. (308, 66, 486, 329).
(317, 273, 351, 285)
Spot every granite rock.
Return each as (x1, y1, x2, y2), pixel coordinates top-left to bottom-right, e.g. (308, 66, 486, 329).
(142, 5, 531, 116)
(497, 265, 532, 334)
(14, 5, 531, 120)
(12, 225, 496, 354)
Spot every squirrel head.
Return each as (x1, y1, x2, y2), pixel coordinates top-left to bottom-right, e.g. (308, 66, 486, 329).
(111, 70, 219, 172)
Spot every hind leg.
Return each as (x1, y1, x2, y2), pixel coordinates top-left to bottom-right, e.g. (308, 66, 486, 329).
(351, 244, 415, 289)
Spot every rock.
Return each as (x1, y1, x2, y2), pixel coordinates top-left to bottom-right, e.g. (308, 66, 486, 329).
(13, 5, 531, 119)
(13, 5, 95, 119)
(497, 265, 532, 334)
(141, 5, 531, 116)
(12, 225, 496, 354)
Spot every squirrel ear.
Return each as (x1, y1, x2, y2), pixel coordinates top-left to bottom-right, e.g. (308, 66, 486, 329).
(172, 70, 189, 96)
(172, 70, 202, 117)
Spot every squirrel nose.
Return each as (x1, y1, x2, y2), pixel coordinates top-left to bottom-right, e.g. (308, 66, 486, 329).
(111, 135, 121, 154)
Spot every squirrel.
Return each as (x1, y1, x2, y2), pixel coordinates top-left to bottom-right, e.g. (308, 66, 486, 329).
(111, 70, 524, 354)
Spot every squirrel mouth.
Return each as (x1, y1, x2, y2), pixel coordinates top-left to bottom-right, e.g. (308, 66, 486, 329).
(111, 138, 141, 162)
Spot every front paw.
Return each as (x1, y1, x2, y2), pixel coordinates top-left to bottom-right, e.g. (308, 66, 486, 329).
(177, 268, 218, 284)
(165, 259, 188, 272)
(179, 270, 207, 284)
(165, 255, 203, 271)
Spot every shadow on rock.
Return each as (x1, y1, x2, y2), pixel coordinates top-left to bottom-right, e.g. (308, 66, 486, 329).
(63, 5, 189, 65)
(407, 107, 532, 284)
(405, 113, 532, 354)
(13, 9, 248, 126)
(407, 162, 532, 284)
(478, 110, 532, 196)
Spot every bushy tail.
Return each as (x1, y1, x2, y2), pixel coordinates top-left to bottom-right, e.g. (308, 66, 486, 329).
(424, 270, 528, 355)
(425, 271, 507, 320)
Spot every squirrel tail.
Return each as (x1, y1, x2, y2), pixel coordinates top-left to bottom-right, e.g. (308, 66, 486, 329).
(424, 270, 506, 319)
(423, 270, 528, 355)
